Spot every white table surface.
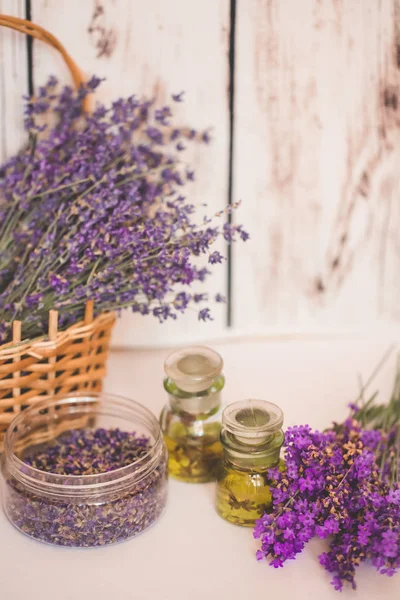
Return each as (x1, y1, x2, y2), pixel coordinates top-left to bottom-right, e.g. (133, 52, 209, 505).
(0, 337, 399, 600)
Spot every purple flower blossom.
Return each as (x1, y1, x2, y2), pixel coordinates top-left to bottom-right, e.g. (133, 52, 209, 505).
(0, 77, 248, 343)
(170, 129, 180, 141)
(154, 106, 172, 125)
(236, 225, 250, 241)
(146, 126, 163, 144)
(388, 489, 400, 505)
(193, 293, 207, 303)
(198, 308, 213, 322)
(87, 75, 103, 90)
(208, 251, 224, 264)
(254, 415, 400, 591)
(49, 274, 70, 294)
(172, 91, 184, 102)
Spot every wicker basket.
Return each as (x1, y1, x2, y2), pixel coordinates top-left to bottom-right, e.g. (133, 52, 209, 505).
(0, 16, 116, 448)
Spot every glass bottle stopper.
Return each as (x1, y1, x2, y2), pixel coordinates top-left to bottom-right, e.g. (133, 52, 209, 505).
(222, 399, 283, 446)
(164, 346, 223, 394)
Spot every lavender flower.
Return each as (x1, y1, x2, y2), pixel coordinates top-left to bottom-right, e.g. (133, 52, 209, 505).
(254, 383, 400, 592)
(172, 92, 184, 102)
(198, 308, 213, 322)
(0, 77, 248, 343)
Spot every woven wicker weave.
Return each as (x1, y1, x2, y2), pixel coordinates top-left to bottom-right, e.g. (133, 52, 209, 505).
(0, 302, 116, 449)
(0, 16, 116, 448)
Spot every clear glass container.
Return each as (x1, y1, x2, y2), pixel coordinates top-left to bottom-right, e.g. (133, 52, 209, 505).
(160, 346, 224, 483)
(216, 399, 284, 526)
(1, 393, 168, 547)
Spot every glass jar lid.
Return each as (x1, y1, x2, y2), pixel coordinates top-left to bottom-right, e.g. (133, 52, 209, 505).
(222, 399, 283, 445)
(164, 346, 223, 393)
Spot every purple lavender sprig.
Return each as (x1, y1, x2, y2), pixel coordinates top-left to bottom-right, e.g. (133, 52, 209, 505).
(0, 77, 248, 343)
(254, 363, 400, 591)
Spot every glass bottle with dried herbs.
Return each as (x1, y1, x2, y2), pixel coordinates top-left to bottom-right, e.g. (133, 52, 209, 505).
(216, 399, 284, 526)
(160, 346, 224, 483)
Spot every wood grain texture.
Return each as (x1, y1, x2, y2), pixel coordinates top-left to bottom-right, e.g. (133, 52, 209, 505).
(2, 0, 399, 346)
(30, 0, 231, 346)
(233, 0, 400, 331)
(0, 0, 28, 164)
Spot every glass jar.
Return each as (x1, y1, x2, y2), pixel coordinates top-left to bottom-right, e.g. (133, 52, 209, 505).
(1, 393, 168, 547)
(216, 399, 284, 526)
(160, 346, 224, 483)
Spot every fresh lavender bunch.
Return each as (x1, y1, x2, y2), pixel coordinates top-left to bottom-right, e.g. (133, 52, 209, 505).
(0, 77, 248, 343)
(254, 363, 400, 591)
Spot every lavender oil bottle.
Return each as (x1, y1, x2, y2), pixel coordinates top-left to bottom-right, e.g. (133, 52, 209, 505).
(216, 399, 284, 526)
(160, 346, 224, 483)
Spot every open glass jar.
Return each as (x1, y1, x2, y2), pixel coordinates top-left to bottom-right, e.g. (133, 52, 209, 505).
(1, 393, 168, 547)
(160, 346, 224, 483)
(216, 399, 284, 526)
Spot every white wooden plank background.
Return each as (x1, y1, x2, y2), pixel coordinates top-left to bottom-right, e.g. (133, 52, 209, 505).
(0, 0, 400, 347)
(0, 0, 27, 163)
(233, 0, 400, 333)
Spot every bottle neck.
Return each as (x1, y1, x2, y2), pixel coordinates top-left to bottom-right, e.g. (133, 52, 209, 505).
(221, 430, 284, 471)
(164, 375, 224, 419)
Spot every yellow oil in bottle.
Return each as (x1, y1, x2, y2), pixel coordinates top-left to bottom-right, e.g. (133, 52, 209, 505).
(164, 421, 222, 483)
(216, 459, 285, 526)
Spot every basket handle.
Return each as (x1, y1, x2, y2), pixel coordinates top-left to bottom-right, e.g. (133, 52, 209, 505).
(0, 14, 90, 111)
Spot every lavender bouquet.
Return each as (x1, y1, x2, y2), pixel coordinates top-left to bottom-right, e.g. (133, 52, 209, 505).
(0, 77, 247, 343)
(254, 360, 400, 591)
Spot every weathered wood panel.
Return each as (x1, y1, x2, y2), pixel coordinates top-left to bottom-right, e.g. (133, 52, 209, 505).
(30, 0, 231, 346)
(0, 0, 27, 163)
(233, 0, 400, 332)
(2, 0, 400, 345)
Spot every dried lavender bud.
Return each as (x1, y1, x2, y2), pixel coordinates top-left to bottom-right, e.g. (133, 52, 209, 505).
(3, 427, 167, 547)
(23, 428, 151, 475)
(0, 77, 248, 343)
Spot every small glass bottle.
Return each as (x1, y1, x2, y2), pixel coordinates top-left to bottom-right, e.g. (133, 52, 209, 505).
(216, 399, 284, 526)
(160, 346, 224, 483)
